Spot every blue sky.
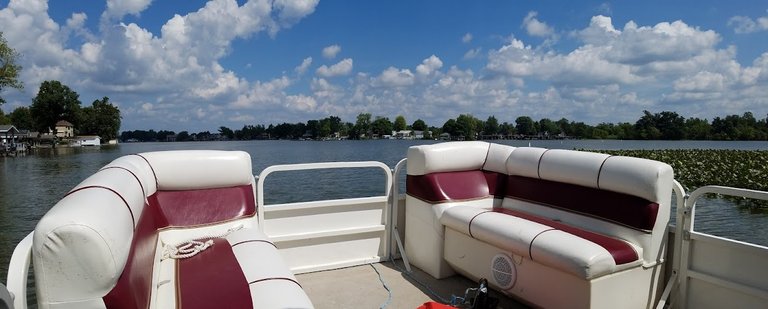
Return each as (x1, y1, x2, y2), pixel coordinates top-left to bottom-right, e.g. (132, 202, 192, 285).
(1, 0, 768, 132)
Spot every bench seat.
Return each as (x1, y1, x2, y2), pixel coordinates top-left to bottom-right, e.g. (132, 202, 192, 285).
(33, 151, 314, 309)
(405, 142, 673, 308)
(441, 206, 642, 279)
(164, 229, 311, 309)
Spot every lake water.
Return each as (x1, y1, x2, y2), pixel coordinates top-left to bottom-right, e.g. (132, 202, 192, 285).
(2, 139, 768, 284)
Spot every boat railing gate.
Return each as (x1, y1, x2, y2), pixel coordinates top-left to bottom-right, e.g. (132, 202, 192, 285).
(256, 161, 393, 274)
(663, 185, 768, 309)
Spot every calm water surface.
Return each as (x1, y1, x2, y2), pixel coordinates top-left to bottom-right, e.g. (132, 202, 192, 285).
(2, 139, 768, 283)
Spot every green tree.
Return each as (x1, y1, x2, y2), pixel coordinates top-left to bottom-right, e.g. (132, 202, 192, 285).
(556, 118, 572, 136)
(411, 119, 427, 131)
(594, 123, 615, 139)
(394, 115, 407, 131)
(657, 111, 685, 140)
(352, 113, 372, 139)
(515, 116, 536, 136)
(327, 116, 342, 134)
(499, 122, 515, 136)
(484, 115, 499, 135)
(319, 119, 332, 138)
(538, 118, 560, 136)
(0, 109, 8, 124)
(442, 119, 459, 138)
(456, 114, 479, 140)
(570, 122, 594, 138)
(684, 118, 711, 140)
(0, 32, 23, 105)
(9, 106, 32, 129)
(306, 119, 320, 138)
(80, 97, 121, 142)
(30, 80, 82, 134)
(176, 131, 190, 141)
(634, 111, 662, 140)
(218, 126, 235, 140)
(371, 116, 393, 137)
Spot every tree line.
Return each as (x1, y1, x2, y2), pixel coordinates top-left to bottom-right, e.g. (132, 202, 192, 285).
(0, 80, 122, 142)
(117, 110, 768, 143)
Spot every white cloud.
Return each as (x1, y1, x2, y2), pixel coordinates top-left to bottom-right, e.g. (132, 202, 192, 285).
(2, 1, 768, 130)
(0, 0, 319, 129)
(522, 11, 554, 37)
(375, 67, 415, 87)
(463, 48, 481, 60)
(490, 16, 722, 87)
(285, 94, 317, 112)
(316, 58, 353, 77)
(322, 44, 341, 59)
(416, 55, 443, 76)
(462, 33, 472, 43)
(273, 0, 319, 27)
(295, 57, 313, 75)
(728, 13, 768, 34)
(104, 0, 153, 20)
(673, 71, 726, 92)
(230, 76, 292, 109)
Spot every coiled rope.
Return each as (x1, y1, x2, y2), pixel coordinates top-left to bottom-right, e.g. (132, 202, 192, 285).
(161, 224, 244, 260)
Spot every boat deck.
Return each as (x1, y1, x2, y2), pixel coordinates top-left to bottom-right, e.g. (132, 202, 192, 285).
(296, 260, 528, 309)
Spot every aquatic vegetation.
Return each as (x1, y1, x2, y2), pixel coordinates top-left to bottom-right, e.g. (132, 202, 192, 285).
(589, 149, 768, 211)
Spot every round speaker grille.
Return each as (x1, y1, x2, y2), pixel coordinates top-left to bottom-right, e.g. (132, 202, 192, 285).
(491, 254, 516, 289)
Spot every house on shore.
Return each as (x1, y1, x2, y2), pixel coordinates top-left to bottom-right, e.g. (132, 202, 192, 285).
(75, 135, 101, 146)
(54, 120, 74, 139)
(0, 125, 19, 144)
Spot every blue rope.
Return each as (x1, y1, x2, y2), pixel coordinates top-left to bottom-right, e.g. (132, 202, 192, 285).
(370, 263, 393, 309)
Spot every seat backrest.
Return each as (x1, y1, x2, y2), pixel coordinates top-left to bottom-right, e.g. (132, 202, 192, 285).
(406, 141, 515, 203)
(503, 147, 673, 263)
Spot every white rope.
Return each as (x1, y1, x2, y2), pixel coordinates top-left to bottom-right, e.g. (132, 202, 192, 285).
(161, 224, 244, 260)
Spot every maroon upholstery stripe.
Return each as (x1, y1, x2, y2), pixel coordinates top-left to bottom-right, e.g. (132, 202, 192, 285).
(506, 176, 659, 231)
(65, 186, 135, 228)
(105, 185, 257, 307)
(177, 239, 253, 309)
(103, 201, 162, 309)
(100, 166, 146, 199)
(149, 185, 256, 228)
(493, 208, 639, 265)
(528, 228, 556, 260)
(406, 171, 491, 203)
(132, 154, 159, 191)
(468, 210, 493, 238)
(249, 277, 303, 288)
(231, 239, 277, 249)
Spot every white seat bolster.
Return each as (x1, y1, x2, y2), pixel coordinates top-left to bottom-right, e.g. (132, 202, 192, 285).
(482, 143, 515, 174)
(248, 280, 314, 309)
(226, 229, 294, 283)
(506, 147, 548, 178)
(103, 155, 158, 197)
(440, 206, 488, 236)
(226, 228, 314, 309)
(469, 212, 552, 258)
(538, 149, 610, 188)
(598, 156, 674, 203)
(407, 141, 489, 175)
(141, 150, 253, 191)
(529, 230, 617, 279)
(33, 190, 133, 305)
(71, 169, 147, 227)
